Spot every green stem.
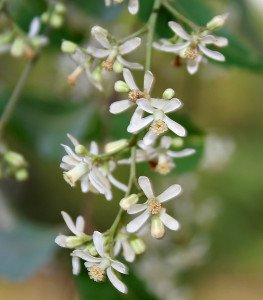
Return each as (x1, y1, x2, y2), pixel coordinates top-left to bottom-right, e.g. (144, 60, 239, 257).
(145, 0, 162, 71)
(119, 25, 148, 44)
(0, 59, 35, 140)
(162, 1, 198, 29)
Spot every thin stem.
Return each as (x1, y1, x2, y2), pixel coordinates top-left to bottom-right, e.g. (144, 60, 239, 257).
(0, 59, 35, 139)
(119, 25, 148, 44)
(145, 0, 162, 71)
(162, 1, 198, 29)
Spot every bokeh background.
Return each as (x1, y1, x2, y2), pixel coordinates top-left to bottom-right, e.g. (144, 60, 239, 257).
(0, 0, 263, 299)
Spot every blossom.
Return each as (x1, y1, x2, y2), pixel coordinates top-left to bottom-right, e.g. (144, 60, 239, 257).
(127, 98, 186, 145)
(105, 0, 139, 15)
(110, 68, 154, 114)
(153, 21, 228, 74)
(126, 176, 181, 239)
(72, 231, 128, 293)
(87, 26, 143, 72)
(55, 211, 91, 275)
(114, 228, 135, 262)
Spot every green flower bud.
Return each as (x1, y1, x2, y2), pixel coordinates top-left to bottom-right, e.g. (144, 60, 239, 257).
(54, 3, 67, 14)
(104, 139, 128, 154)
(15, 168, 29, 181)
(113, 60, 123, 73)
(65, 236, 83, 248)
(84, 243, 98, 256)
(75, 145, 88, 155)
(114, 80, 130, 93)
(206, 14, 228, 31)
(4, 151, 26, 167)
(151, 216, 165, 239)
(50, 13, 63, 28)
(41, 12, 50, 23)
(11, 37, 25, 57)
(92, 66, 102, 82)
(130, 236, 146, 255)
(61, 40, 77, 54)
(162, 88, 175, 100)
(119, 194, 139, 210)
(171, 137, 184, 148)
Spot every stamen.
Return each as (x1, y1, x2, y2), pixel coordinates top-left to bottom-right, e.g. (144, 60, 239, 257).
(88, 265, 106, 282)
(128, 89, 143, 103)
(148, 199, 162, 214)
(150, 120, 168, 135)
(102, 59, 114, 71)
(184, 49, 198, 60)
(155, 162, 173, 175)
(67, 66, 84, 85)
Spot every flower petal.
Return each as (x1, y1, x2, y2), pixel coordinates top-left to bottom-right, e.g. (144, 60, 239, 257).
(168, 21, 190, 40)
(108, 173, 128, 192)
(144, 71, 154, 94)
(107, 267, 128, 294)
(138, 176, 154, 199)
(167, 148, 196, 158)
(119, 37, 141, 55)
(111, 260, 129, 274)
(122, 240, 135, 262)
(110, 100, 134, 114)
(61, 211, 78, 235)
(157, 184, 182, 203)
(160, 136, 172, 149)
(61, 144, 81, 162)
(29, 17, 40, 37)
(90, 141, 99, 155)
(187, 57, 201, 75)
(153, 41, 191, 53)
(162, 98, 183, 113)
(143, 130, 158, 146)
(127, 115, 153, 133)
(93, 31, 111, 49)
(113, 241, 122, 256)
(72, 250, 101, 262)
(86, 46, 110, 58)
(117, 55, 143, 70)
(163, 116, 186, 137)
(81, 174, 90, 193)
(126, 210, 151, 233)
(55, 235, 68, 248)
(127, 204, 147, 214)
(213, 36, 228, 47)
(93, 231, 106, 257)
(136, 99, 155, 113)
(72, 257, 81, 275)
(128, 0, 139, 15)
(199, 44, 225, 61)
(123, 68, 138, 90)
(67, 133, 80, 147)
(159, 210, 180, 231)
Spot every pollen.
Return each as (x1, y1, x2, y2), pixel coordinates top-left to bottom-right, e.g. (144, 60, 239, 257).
(184, 49, 198, 60)
(155, 162, 173, 175)
(88, 265, 106, 282)
(102, 59, 114, 71)
(148, 199, 162, 214)
(128, 89, 143, 103)
(150, 120, 168, 135)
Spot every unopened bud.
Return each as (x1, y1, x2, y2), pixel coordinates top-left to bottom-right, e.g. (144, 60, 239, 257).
(162, 88, 175, 100)
(113, 60, 123, 73)
(61, 40, 77, 54)
(114, 0, 125, 3)
(151, 216, 165, 239)
(55, 3, 67, 14)
(130, 236, 146, 255)
(114, 80, 130, 93)
(171, 137, 184, 148)
(206, 13, 228, 31)
(15, 168, 29, 181)
(4, 151, 26, 167)
(11, 37, 24, 57)
(105, 139, 128, 154)
(40, 12, 50, 23)
(92, 66, 102, 82)
(66, 236, 83, 248)
(91, 26, 108, 37)
(84, 243, 98, 256)
(50, 13, 63, 28)
(120, 194, 138, 210)
(75, 144, 87, 155)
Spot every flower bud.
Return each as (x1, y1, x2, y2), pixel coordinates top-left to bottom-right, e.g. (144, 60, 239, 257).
(61, 40, 77, 54)
(206, 13, 229, 31)
(114, 80, 130, 93)
(11, 37, 24, 57)
(130, 236, 146, 255)
(91, 26, 108, 37)
(120, 194, 139, 210)
(50, 13, 63, 28)
(63, 162, 89, 186)
(171, 137, 184, 148)
(104, 139, 128, 154)
(4, 151, 26, 167)
(113, 60, 123, 73)
(114, 0, 125, 3)
(41, 12, 50, 23)
(92, 66, 102, 82)
(84, 243, 98, 256)
(162, 88, 175, 100)
(54, 3, 67, 14)
(75, 144, 87, 155)
(151, 216, 165, 239)
(15, 168, 29, 181)
(65, 236, 84, 248)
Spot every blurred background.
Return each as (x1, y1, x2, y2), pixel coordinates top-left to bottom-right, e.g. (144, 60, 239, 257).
(0, 0, 263, 299)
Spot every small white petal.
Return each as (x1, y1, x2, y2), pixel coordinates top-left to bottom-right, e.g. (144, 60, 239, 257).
(119, 37, 141, 55)
(29, 17, 40, 37)
(127, 115, 153, 133)
(107, 267, 128, 294)
(160, 210, 180, 231)
(187, 58, 200, 75)
(122, 241, 135, 262)
(76, 216, 85, 232)
(93, 231, 106, 257)
(128, 0, 139, 15)
(93, 31, 111, 49)
(84, 261, 96, 268)
(72, 250, 101, 263)
(144, 71, 154, 94)
(113, 241, 122, 256)
(67, 133, 80, 147)
(143, 130, 158, 146)
(160, 136, 172, 149)
(168, 21, 190, 40)
(162, 98, 183, 113)
(105, 0, 111, 6)
(117, 55, 143, 70)
(111, 260, 128, 274)
(153, 41, 191, 53)
(130, 107, 144, 123)
(138, 176, 154, 199)
(61, 211, 78, 235)
(90, 141, 99, 155)
(72, 257, 81, 275)
(213, 36, 228, 47)
(61, 144, 82, 162)
(199, 44, 225, 61)
(163, 116, 186, 137)
(126, 210, 151, 233)
(86, 46, 110, 58)
(157, 184, 182, 203)
(123, 68, 138, 90)
(60, 162, 72, 171)
(55, 235, 68, 248)
(150, 98, 170, 109)
(81, 174, 90, 193)
(127, 204, 147, 214)
(108, 174, 128, 192)
(110, 100, 134, 114)
(167, 148, 196, 158)
(136, 99, 155, 114)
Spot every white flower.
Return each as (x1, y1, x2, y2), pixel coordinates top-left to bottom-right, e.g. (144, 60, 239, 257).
(127, 98, 186, 145)
(110, 68, 154, 114)
(105, 0, 139, 15)
(153, 21, 228, 74)
(126, 176, 181, 239)
(87, 27, 143, 72)
(114, 228, 135, 262)
(55, 211, 91, 275)
(72, 231, 128, 294)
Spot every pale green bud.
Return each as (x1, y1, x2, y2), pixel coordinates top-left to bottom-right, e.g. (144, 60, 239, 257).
(114, 80, 130, 93)
(104, 139, 128, 154)
(162, 88, 175, 100)
(206, 14, 228, 31)
(4, 151, 26, 167)
(120, 194, 139, 210)
(171, 137, 184, 148)
(114, 0, 125, 3)
(65, 236, 83, 248)
(41, 12, 50, 23)
(92, 66, 102, 82)
(61, 40, 77, 54)
(54, 3, 67, 14)
(15, 168, 29, 181)
(11, 37, 24, 57)
(75, 145, 87, 155)
(113, 60, 123, 73)
(84, 243, 98, 256)
(0, 31, 13, 45)
(130, 236, 146, 255)
(91, 26, 108, 37)
(50, 13, 63, 28)
(151, 216, 165, 239)
(30, 37, 43, 48)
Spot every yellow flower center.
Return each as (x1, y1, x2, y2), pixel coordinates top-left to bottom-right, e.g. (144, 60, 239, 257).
(128, 89, 143, 103)
(184, 49, 198, 60)
(155, 161, 173, 175)
(148, 199, 162, 214)
(150, 120, 168, 135)
(102, 58, 114, 71)
(88, 265, 106, 282)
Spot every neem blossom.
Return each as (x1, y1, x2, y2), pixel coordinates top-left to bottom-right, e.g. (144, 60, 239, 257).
(105, 0, 139, 15)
